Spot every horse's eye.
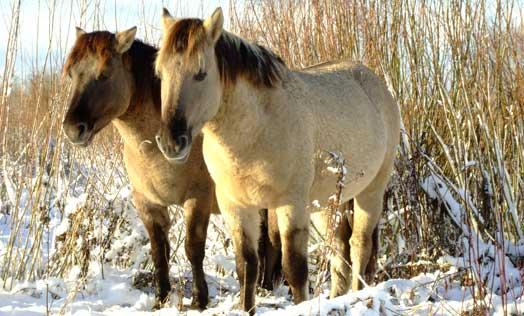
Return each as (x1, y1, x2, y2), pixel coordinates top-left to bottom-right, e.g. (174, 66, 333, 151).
(194, 70, 207, 82)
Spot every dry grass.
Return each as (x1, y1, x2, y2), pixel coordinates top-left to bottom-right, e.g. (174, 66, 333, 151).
(0, 0, 523, 314)
(230, 0, 524, 312)
(231, 0, 522, 247)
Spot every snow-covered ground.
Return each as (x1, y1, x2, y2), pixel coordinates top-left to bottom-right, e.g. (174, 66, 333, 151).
(1, 250, 523, 315)
(0, 153, 523, 315)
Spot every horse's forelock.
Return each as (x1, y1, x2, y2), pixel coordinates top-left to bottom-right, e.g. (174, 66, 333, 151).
(163, 19, 206, 56)
(64, 31, 115, 73)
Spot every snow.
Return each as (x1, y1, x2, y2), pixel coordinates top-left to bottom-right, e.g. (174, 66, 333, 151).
(1, 264, 522, 315)
(0, 155, 523, 315)
(421, 171, 523, 297)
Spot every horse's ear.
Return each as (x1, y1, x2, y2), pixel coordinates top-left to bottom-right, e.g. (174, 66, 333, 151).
(76, 27, 86, 38)
(203, 7, 223, 43)
(162, 8, 175, 31)
(115, 26, 137, 54)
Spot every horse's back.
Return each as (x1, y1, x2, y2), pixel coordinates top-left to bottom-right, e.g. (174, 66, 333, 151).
(292, 61, 394, 150)
(296, 60, 399, 149)
(300, 59, 360, 73)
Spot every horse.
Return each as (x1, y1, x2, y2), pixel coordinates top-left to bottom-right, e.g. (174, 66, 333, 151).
(154, 8, 400, 314)
(62, 28, 280, 310)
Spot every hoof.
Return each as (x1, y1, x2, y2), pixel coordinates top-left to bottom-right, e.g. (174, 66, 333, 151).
(152, 288, 171, 310)
(190, 295, 208, 310)
(260, 279, 274, 291)
(152, 296, 169, 310)
(190, 280, 209, 310)
(233, 301, 256, 315)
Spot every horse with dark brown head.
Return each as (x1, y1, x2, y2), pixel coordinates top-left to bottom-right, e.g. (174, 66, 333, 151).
(63, 27, 216, 309)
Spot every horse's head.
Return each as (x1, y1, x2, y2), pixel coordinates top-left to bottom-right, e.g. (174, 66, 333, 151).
(155, 8, 224, 163)
(62, 27, 137, 146)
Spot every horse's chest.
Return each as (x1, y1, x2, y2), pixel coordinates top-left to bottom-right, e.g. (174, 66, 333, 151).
(203, 148, 280, 208)
(123, 146, 186, 206)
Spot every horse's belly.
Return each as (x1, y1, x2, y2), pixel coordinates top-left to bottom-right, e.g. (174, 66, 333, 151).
(307, 144, 385, 208)
(308, 171, 375, 208)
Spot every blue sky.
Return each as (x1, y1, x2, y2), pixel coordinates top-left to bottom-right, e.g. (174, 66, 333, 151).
(2, 0, 522, 79)
(0, 0, 231, 78)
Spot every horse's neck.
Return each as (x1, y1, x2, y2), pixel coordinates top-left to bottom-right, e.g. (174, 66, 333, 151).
(112, 83, 160, 151)
(204, 81, 274, 151)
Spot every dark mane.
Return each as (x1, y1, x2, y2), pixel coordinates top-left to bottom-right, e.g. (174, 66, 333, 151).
(215, 33, 285, 88)
(161, 19, 286, 88)
(125, 40, 161, 108)
(64, 31, 160, 109)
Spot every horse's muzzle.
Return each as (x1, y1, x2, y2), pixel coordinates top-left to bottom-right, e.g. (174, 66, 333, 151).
(63, 121, 94, 147)
(156, 127, 192, 163)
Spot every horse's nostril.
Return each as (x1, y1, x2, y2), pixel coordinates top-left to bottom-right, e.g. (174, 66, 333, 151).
(77, 122, 88, 138)
(177, 135, 188, 149)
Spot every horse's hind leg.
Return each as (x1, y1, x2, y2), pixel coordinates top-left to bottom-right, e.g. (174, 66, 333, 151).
(275, 202, 309, 303)
(258, 208, 282, 291)
(350, 161, 391, 291)
(132, 191, 171, 307)
(329, 202, 352, 298)
(257, 209, 270, 288)
(365, 225, 379, 281)
(351, 192, 381, 291)
(183, 190, 213, 309)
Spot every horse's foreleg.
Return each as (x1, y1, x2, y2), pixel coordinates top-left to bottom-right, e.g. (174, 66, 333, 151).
(218, 195, 260, 314)
(275, 203, 309, 303)
(183, 191, 212, 309)
(132, 192, 171, 307)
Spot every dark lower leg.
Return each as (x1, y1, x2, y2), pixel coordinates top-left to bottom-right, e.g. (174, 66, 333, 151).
(235, 232, 259, 314)
(149, 223, 171, 303)
(364, 226, 379, 281)
(260, 242, 282, 290)
(281, 228, 309, 303)
(258, 209, 282, 290)
(184, 199, 211, 309)
(133, 194, 171, 307)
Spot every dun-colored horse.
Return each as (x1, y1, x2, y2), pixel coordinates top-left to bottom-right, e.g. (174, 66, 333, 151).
(155, 8, 400, 313)
(62, 28, 279, 310)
